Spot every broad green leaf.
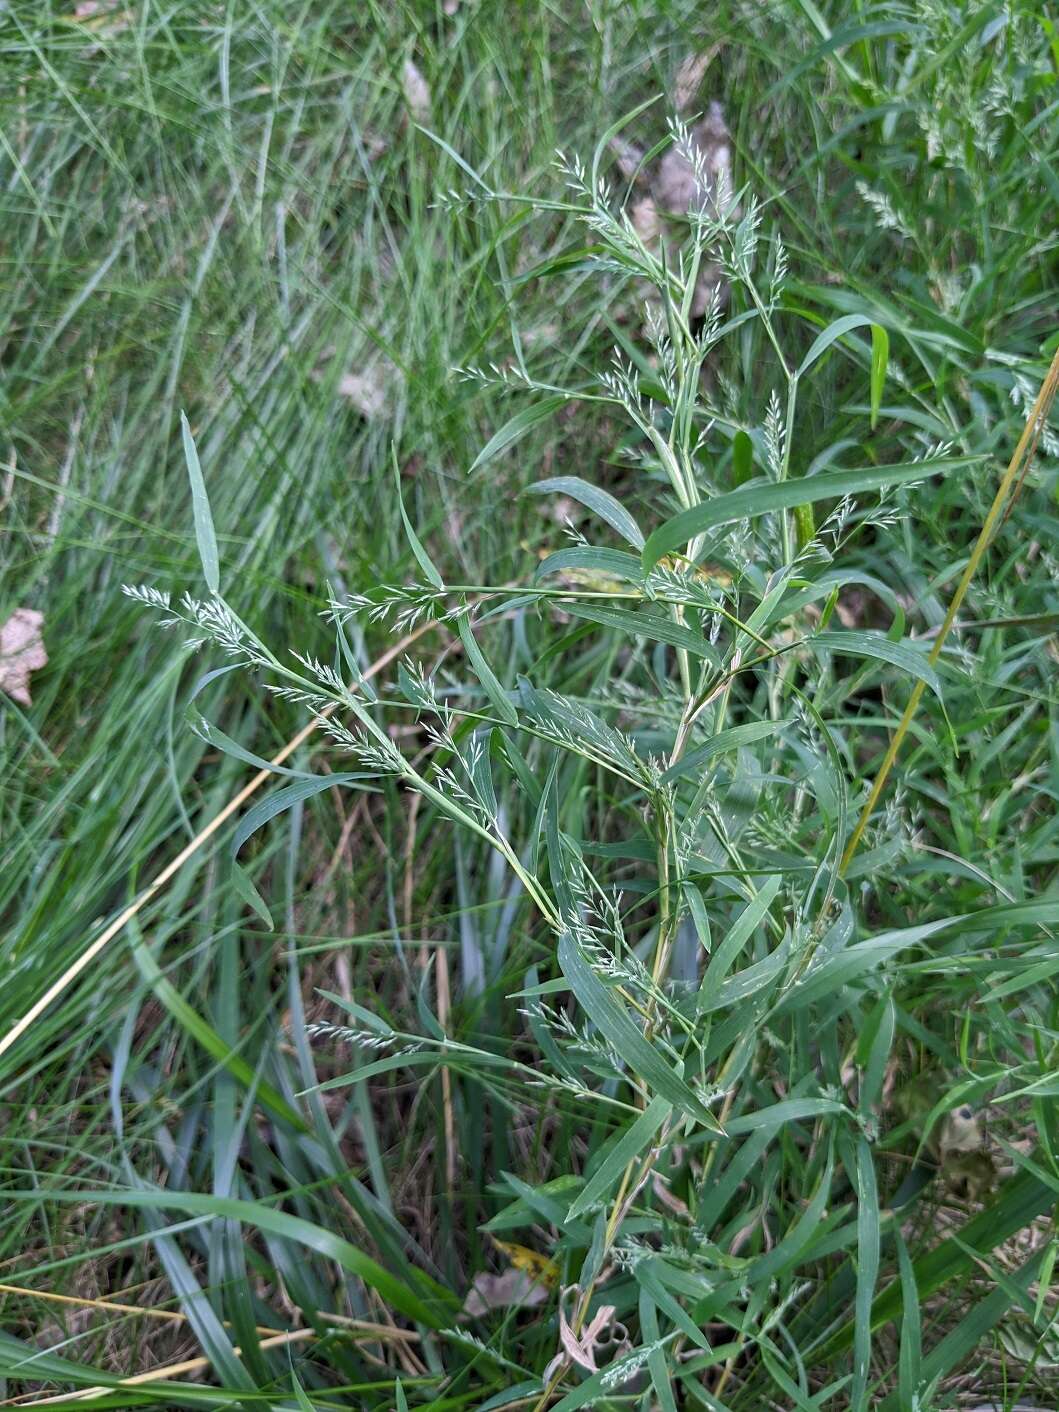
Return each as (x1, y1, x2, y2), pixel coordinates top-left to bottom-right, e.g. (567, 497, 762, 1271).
(180, 410, 219, 594)
(732, 428, 754, 486)
(528, 475, 645, 548)
(725, 1096, 846, 1134)
(470, 395, 568, 473)
(558, 930, 723, 1131)
(567, 1096, 672, 1219)
(698, 875, 781, 1007)
(233, 775, 363, 857)
(698, 932, 792, 1014)
(534, 545, 644, 583)
(641, 456, 981, 571)
(870, 324, 889, 429)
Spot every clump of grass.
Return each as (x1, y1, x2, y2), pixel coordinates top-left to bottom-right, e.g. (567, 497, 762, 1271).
(126, 94, 1059, 1410)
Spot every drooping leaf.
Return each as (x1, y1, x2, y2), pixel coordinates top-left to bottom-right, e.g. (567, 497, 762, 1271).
(470, 395, 569, 473)
(527, 475, 645, 548)
(641, 456, 981, 571)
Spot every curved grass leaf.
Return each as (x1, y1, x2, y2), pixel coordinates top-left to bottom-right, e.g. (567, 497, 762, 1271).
(797, 313, 873, 377)
(533, 545, 644, 583)
(563, 601, 720, 665)
(871, 324, 890, 429)
(470, 395, 568, 474)
(808, 630, 942, 698)
(4, 1188, 454, 1329)
(641, 456, 981, 572)
(527, 475, 645, 548)
(566, 1095, 671, 1220)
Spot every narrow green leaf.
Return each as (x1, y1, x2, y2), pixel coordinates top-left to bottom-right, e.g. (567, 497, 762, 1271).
(797, 313, 873, 377)
(567, 1096, 672, 1219)
(3, 1188, 452, 1328)
(180, 410, 220, 594)
(457, 614, 518, 724)
(725, 1097, 846, 1134)
(130, 940, 305, 1131)
(662, 721, 790, 785)
(470, 395, 568, 474)
(393, 447, 443, 588)
(870, 324, 889, 430)
(189, 713, 320, 780)
(558, 930, 723, 1131)
(852, 1137, 880, 1412)
(534, 545, 643, 583)
(527, 475, 645, 548)
(698, 875, 781, 1006)
(641, 456, 980, 572)
(292, 1371, 320, 1411)
(895, 1227, 921, 1407)
(732, 429, 754, 487)
(809, 629, 942, 698)
(563, 601, 720, 664)
(233, 775, 363, 857)
(230, 861, 274, 930)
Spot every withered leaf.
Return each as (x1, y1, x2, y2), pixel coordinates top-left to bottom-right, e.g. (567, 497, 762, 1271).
(0, 608, 47, 706)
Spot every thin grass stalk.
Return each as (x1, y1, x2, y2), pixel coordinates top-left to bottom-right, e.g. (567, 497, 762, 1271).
(839, 343, 1059, 875)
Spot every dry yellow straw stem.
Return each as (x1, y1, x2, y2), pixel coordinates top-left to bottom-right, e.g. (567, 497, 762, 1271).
(839, 343, 1059, 876)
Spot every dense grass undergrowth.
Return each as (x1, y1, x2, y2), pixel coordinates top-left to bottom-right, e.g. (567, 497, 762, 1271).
(2, 3, 1059, 1408)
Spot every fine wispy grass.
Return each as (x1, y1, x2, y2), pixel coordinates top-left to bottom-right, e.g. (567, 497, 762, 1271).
(2, 3, 1058, 1409)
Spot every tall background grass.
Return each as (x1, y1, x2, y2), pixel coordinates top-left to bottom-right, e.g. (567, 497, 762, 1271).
(2, 2, 1058, 1407)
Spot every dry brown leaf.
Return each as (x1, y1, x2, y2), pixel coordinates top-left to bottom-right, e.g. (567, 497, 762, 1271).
(69, 1, 132, 32)
(546, 1288, 617, 1377)
(674, 48, 721, 113)
(630, 196, 662, 244)
(461, 1268, 549, 1318)
(336, 369, 391, 420)
(401, 59, 432, 125)
(0, 608, 47, 706)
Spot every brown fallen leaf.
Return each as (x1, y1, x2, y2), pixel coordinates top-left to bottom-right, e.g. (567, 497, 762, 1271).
(68, 1, 132, 32)
(673, 47, 721, 113)
(336, 368, 392, 420)
(0, 608, 47, 707)
(401, 59, 432, 125)
(542, 1286, 621, 1383)
(462, 1268, 549, 1318)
